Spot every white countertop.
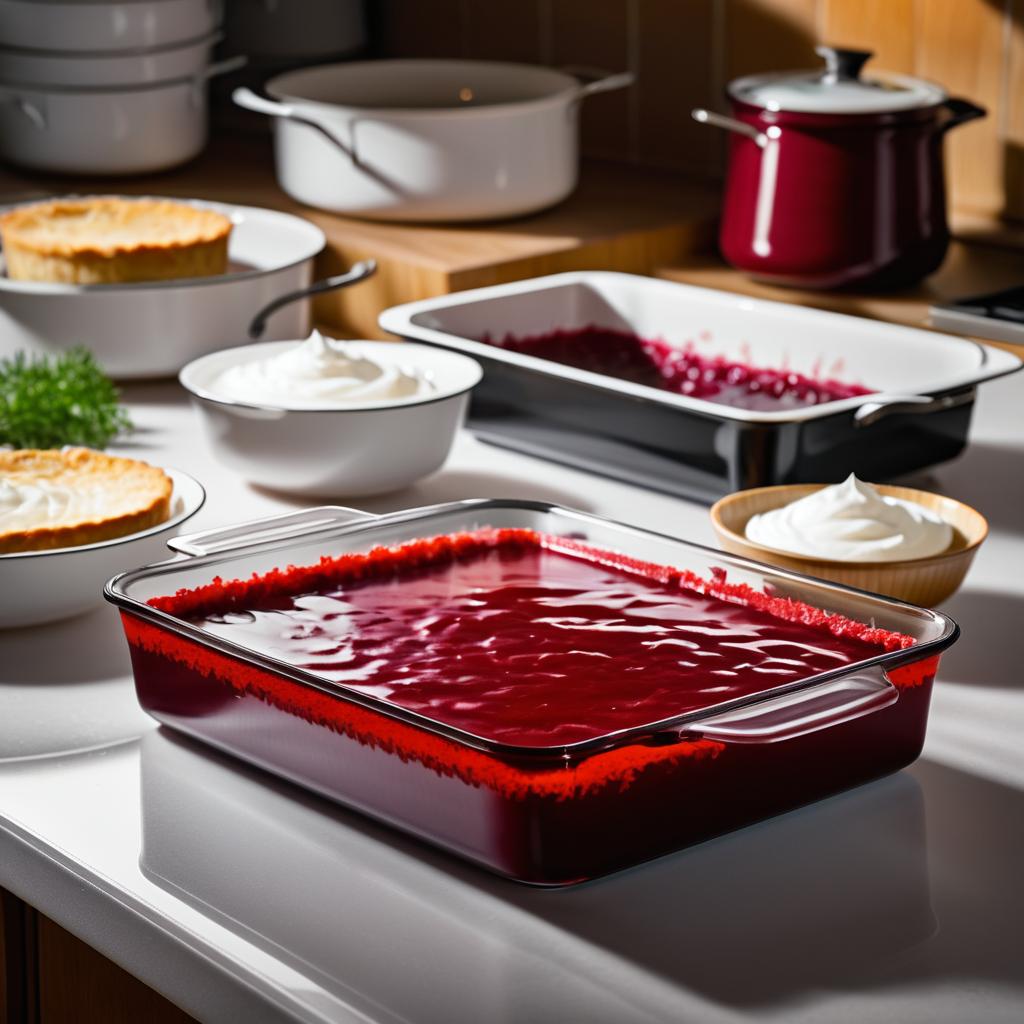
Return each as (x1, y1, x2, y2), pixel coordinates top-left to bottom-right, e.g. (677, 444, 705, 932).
(1, 374, 1022, 1024)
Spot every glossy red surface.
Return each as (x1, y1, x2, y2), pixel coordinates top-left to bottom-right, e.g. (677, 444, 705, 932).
(170, 530, 887, 746)
(718, 101, 974, 290)
(484, 326, 872, 410)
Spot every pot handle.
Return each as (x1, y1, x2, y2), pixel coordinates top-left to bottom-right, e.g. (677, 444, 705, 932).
(852, 389, 974, 427)
(248, 259, 377, 339)
(691, 108, 776, 149)
(5, 96, 45, 129)
(232, 86, 357, 159)
(679, 668, 898, 745)
(167, 506, 377, 557)
(939, 97, 986, 134)
(564, 68, 636, 101)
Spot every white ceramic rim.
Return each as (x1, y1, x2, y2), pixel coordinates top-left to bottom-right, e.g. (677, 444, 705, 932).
(0, 196, 325, 295)
(0, 28, 219, 61)
(180, 338, 484, 413)
(728, 69, 948, 115)
(0, 466, 206, 560)
(266, 58, 584, 119)
(379, 270, 1024, 426)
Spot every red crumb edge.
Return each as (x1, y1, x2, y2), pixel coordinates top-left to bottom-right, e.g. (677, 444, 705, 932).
(131, 528, 936, 798)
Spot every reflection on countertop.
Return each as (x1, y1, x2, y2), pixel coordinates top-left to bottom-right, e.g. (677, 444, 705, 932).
(139, 727, 946, 1019)
(0, 604, 151, 762)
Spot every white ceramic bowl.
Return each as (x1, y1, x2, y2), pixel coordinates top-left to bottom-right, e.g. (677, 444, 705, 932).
(0, 32, 220, 87)
(180, 340, 483, 496)
(0, 0, 220, 53)
(0, 467, 205, 628)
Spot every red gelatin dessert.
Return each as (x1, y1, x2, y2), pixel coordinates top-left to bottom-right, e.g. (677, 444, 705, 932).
(482, 325, 873, 411)
(119, 527, 946, 885)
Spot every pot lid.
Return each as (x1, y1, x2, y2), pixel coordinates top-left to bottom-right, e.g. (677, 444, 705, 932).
(729, 46, 946, 114)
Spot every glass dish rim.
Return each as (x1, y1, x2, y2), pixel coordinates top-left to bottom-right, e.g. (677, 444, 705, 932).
(104, 498, 959, 762)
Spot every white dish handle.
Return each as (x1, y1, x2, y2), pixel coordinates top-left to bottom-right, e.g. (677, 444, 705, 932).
(167, 506, 376, 557)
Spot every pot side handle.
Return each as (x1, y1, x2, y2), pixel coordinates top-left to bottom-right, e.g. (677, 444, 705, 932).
(691, 108, 774, 149)
(680, 668, 898, 745)
(232, 86, 356, 160)
(939, 97, 986, 134)
(571, 69, 636, 101)
(167, 506, 378, 558)
(249, 258, 378, 339)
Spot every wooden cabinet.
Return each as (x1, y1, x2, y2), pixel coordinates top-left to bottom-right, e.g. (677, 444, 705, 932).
(1, 887, 193, 1024)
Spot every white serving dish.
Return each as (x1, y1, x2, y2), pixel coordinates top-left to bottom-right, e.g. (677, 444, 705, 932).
(179, 339, 482, 496)
(0, 198, 325, 379)
(0, 0, 221, 53)
(233, 59, 634, 222)
(0, 31, 220, 87)
(379, 272, 1023, 499)
(0, 466, 204, 629)
(381, 271, 1022, 425)
(0, 58, 240, 175)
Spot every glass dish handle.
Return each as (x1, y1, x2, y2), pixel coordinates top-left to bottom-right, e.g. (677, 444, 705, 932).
(167, 506, 376, 557)
(685, 669, 898, 745)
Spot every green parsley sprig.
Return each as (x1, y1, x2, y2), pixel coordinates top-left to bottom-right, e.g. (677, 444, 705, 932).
(0, 347, 133, 450)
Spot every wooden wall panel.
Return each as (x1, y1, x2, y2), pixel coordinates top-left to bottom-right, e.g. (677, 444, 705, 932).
(462, 0, 544, 64)
(820, 0, 916, 72)
(374, 0, 464, 58)
(373, 0, 1024, 229)
(636, 0, 718, 174)
(1005, 1, 1024, 221)
(914, 0, 1007, 218)
(549, 0, 633, 160)
(723, 0, 819, 79)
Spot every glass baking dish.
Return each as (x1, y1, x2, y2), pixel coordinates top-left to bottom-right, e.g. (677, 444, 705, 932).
(106, 500, 958, 886)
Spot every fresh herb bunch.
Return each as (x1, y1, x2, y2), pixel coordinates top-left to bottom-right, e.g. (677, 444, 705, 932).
(0, 347, 133, 449)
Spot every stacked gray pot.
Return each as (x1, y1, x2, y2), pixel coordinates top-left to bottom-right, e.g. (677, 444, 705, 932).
(0, 0, 241, 174)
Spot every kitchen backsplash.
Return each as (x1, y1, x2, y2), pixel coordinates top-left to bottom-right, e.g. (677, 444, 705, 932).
(372, 0, 1024, 227)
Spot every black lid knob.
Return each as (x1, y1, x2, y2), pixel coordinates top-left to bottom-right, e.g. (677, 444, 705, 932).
(816, 46, 874, 84)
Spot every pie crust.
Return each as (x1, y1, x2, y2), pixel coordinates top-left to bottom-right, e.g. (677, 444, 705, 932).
(0, 448, 173, 553)
(0, 197, 233, 285)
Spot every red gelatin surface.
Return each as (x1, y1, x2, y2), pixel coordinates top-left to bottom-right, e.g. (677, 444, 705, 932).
(482, 325, 873, 411)
(149, 530, 909, 748)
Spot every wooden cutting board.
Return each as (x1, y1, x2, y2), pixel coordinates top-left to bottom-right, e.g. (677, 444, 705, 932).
(0, 137, 718, 339)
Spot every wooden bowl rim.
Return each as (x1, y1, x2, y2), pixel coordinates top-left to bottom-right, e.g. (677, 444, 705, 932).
(709, 482, 989, 570)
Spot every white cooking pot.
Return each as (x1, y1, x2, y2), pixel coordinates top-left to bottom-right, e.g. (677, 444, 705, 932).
(0, 57, 242, 175)
(233, 59, 635, 222)
(0, 0, 222, 53)
(0, 31, 222, 87)
(0, 198, 376, 380)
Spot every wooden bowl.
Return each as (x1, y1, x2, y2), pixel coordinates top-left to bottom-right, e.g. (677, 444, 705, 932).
(710, 483, 988, 607)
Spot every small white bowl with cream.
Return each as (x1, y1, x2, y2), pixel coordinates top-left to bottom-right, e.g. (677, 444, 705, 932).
(180, 331, 482, 496)
(711, 476, 988, 606)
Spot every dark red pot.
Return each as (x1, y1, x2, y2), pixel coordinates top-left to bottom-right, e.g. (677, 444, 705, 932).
(694, 48, 985, 291)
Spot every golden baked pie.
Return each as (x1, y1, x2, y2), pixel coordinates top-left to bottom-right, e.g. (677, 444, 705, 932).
(0, 197, 232, 284)
(0, 447, 173, 553)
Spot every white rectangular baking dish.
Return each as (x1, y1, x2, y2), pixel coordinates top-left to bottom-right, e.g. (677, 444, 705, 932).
(380, 272, 1021, 499)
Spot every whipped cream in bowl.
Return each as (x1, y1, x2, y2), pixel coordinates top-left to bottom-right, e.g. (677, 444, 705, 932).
(179, 332, 483, 497)
(745, 475, 954, 563)
(709, 475, 987, 606)
(205, 330, 434, 410)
